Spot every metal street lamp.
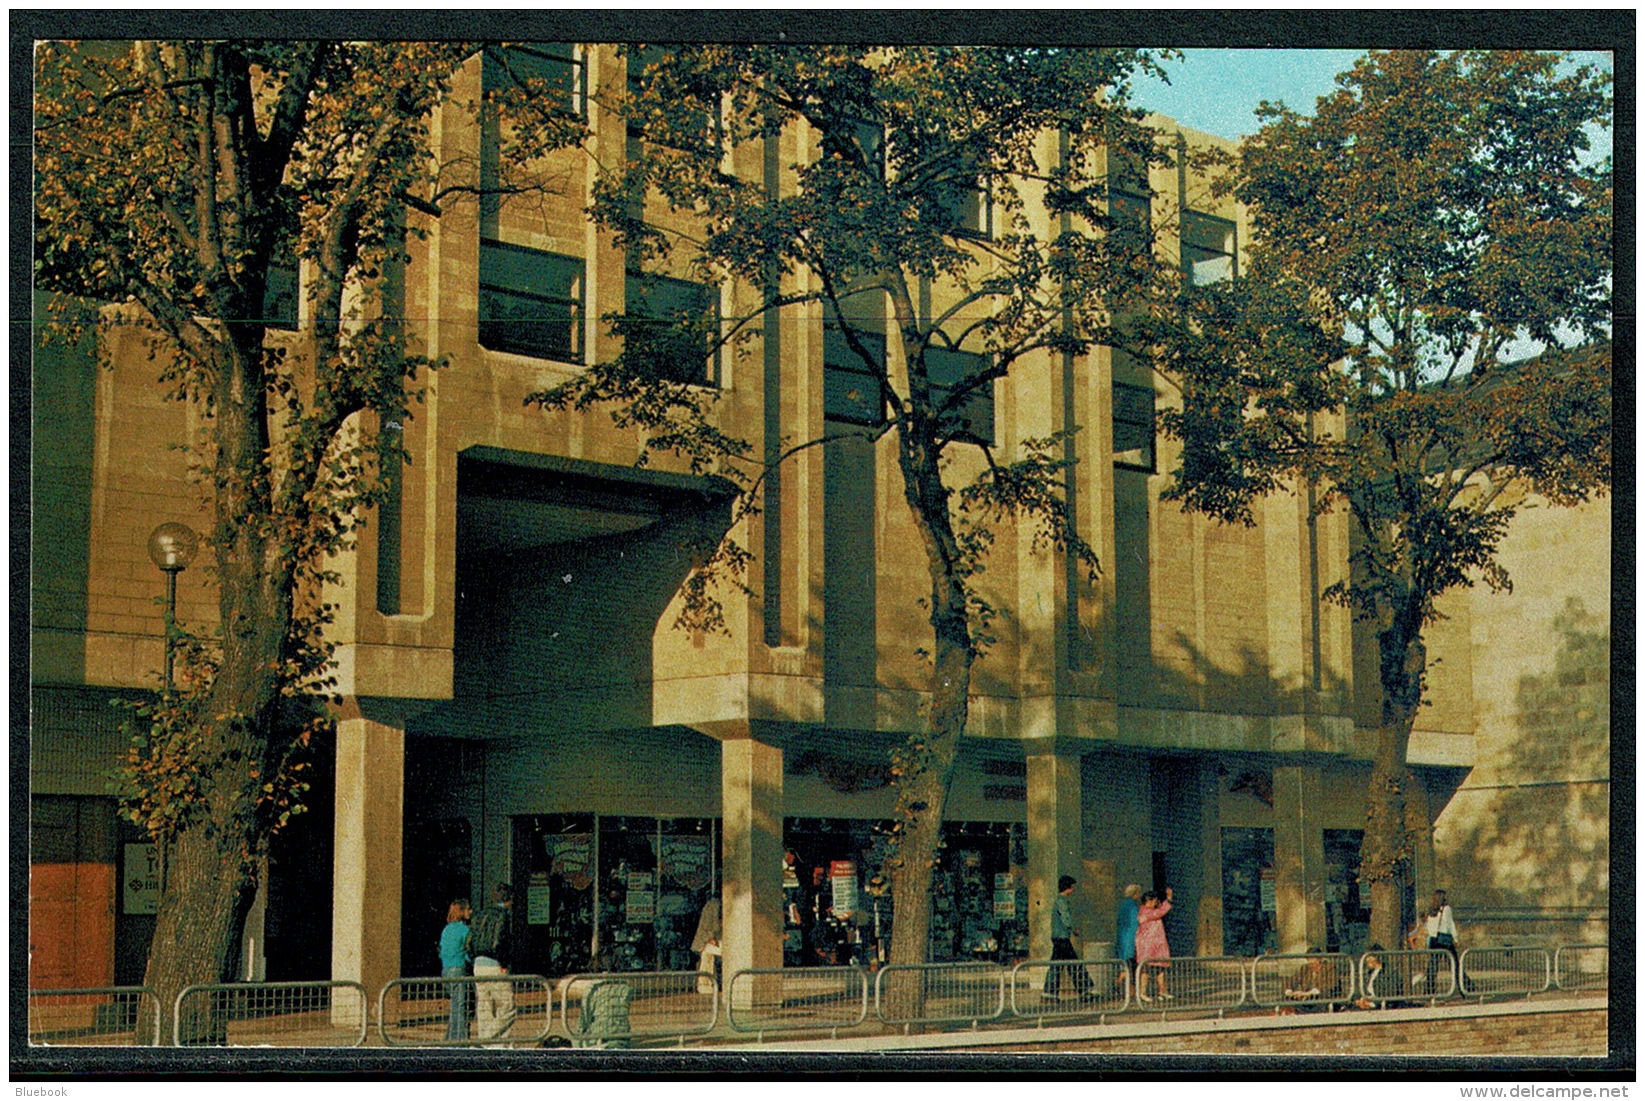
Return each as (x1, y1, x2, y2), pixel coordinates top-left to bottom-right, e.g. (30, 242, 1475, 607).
(147, 522, 199, 695)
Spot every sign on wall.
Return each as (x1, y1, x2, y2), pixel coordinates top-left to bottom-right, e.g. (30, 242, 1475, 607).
(123, 843, 160, 915)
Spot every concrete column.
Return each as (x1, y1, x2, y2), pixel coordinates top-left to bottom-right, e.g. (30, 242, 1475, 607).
(720, 736, 784, 989)
(331, 717, 404, 999)
(1026, 742, 1084, 960)
(1273, 763, 1327, 954)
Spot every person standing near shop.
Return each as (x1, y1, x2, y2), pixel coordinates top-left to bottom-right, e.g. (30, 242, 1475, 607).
(1043, 875, 1094, 999)
(1136, 886, 1175, 1001)
(468, 882, 517, 1043)
(440, 897, 473, 1041)
(692, 893, 721, 995)
(1116, 883, 1142, 991)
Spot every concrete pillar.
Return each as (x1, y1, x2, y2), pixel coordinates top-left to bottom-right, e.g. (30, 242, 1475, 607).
(720, 736, 784, 989)
(1026, 742, 1084, 960)
(331, 717, 404, 999)
(1273, 763, 1327, 954)
(1194, 763, 1225, 956)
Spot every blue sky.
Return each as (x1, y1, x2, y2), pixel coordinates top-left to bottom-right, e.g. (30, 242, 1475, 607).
(1130, 49, 1616, 160)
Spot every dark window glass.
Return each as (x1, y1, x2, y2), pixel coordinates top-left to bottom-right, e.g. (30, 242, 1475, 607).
(624, 270, 720, 386)
(483, 44, 583, 117)
(262, 263, 298, 331)
(823, 317, 887, 426)
(927, 346, 995, 446)
(478, 239, 584, 362)
(1113, 379, 1155, 471)
(1183, 210, 1237, 286)
(931, 168, 990, 237)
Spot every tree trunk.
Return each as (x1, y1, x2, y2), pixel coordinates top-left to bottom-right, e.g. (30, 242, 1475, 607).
(1361, 622, 1426, 950)
(883, 425, 974, 1021)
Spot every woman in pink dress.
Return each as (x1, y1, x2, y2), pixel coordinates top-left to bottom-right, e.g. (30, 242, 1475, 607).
(1135, 886, 1174, 1001)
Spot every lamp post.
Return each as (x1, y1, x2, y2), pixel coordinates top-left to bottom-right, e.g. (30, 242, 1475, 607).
(147, 522, 199, 695)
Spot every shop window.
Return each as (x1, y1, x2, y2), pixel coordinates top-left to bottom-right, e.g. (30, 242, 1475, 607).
(623, 270, 720, 386)
(1220, 827, 1277, 958)
(1324, 829, 1375, 955)
(927, 345, 995, 446)
(1113, 379, 1155, 471)
(823, 307, 887, 427)
(1182, 210, 1237, 286)
(478, 240, 584, 363)
(515, 814, 596, 977)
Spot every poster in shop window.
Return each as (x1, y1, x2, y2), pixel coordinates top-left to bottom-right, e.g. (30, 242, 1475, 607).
(660, 834, 712, 891)
(626, 871, 656, 923)
(551, 834, 594, 890)
(829, 860, 858, 915)
(993, 872, 1017, 918)
(526, 871, 552, 925)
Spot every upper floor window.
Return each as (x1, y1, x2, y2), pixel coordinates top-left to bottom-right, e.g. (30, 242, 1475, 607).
(624, 270, 720, 386)
(1182, 211, 1237, 286)
(930, 161, 992, 238)
(483, 44, 585, 119)
(823, 306, 887, 427)
(262, 208, 299, 331)
(478, 239, 584, 363)
(927, 345, 995, 446)
(1113, 378, 1155, 472)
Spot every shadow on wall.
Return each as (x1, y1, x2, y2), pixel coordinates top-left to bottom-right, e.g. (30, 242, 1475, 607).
(1437, 598, 1610, 920)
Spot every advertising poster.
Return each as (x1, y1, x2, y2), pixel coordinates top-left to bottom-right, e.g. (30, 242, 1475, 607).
(660, 834, 712, 891)
(993, 872, 1017, 918)
(123, 843, 160, 915)
(526, 871, 552, 925)
(829, 860, 858, 915)
(626, 871, 656, 923)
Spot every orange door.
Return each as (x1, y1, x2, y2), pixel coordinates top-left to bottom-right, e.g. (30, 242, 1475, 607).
(29, 798, 116, 989)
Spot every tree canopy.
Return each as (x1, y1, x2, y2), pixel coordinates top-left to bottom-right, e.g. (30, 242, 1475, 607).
(1151, 49, 1612, 946)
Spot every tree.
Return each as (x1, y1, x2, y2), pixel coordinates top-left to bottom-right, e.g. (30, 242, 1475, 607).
(33, 40, 581, 1034)
(1149, 50, 1612, 949)
(533, 44, 1183, 975)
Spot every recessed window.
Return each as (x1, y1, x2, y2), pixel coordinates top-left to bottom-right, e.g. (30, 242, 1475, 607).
(483, 44, 584, 119)
(1113, 379, 1155, 471)
(1183, 211, 1237, 286)
(624, 271, 720, 386)
(823, 311, 887, 427)
(931, 166, 991, 237)
(927, 345, 995, 446)
(478, 239, 584, 362)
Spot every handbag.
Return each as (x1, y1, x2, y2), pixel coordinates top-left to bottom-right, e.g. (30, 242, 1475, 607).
(1431, 932, 1456, 951)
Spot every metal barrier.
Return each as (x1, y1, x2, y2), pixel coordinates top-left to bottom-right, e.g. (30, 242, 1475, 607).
(874, 962, 1006, 1029)
(560, 971, 718, 1047)
(1459, 947, 1552, 1001)
(378, 974, 553, 1047)
(1250, 953, 1358, 1012)
(1130, 955, 1249, 1016)
(28, 987, 161, 1047)
(1008, 957, 1131, 1022)
(1553, 944, 1608, 992)
(1357, 948, 1455, 1006)
(174, 981, 368, 1047)
(725, 966, 871, 1039)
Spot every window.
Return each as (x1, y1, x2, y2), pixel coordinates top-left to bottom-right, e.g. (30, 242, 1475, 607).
(478, 240, 584, 362)
(1182, 211, 1236, 286)
(483, 44, 584, 118)
(1107, 153, 1151, 247)
(823, 311, 887, 427)
(262, 209, 299, 330)
(931, 164, 991, 237)
(927, 345, 995, 446)
(624, 270, 720, 385)
(1113, 379, 1155, 471)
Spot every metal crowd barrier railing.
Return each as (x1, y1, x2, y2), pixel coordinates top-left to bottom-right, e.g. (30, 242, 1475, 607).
(1356, 948, 1455, 1006)
(1459, 947, 1552, 1001)
(1007, 957, 1131, 1022)
(174, 980, 368, 1047)
(559, 970, 718, 1047)
(1250, 953, 1358, 1012)
(874, 962, 1007, 1030)
(725, 966, 871, 1039)
(1131, 954, 1249, 1016)
(28, 987, 162, 1047)
(377, 974, 553, 1047)
(1553, 944, 1608, 992)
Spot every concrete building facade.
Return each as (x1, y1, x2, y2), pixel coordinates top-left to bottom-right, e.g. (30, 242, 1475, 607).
(29, 44, 1604, 998)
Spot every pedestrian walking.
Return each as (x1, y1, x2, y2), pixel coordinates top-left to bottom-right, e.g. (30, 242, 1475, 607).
(439, 897, 473, 1040)
(467, 882, 517, 1044)
(1136, 886, 1174, 1001)
(1116, 883, 1141, 992)
(1042, 875, 1094, 999)
(692, 892, 721, 995)
(1425, 888, 1462, 990)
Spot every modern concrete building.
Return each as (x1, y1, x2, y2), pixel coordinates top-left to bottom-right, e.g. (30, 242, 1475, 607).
(27, 43, 1607, 1000)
